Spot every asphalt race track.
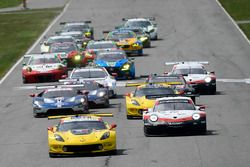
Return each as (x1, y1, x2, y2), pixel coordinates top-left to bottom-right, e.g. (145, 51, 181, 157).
(0, 0, 250, 166)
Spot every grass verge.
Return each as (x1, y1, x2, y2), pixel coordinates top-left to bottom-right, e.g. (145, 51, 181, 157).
(0, 0, 20, 9)
(239, 24, 250, 39)
(0, 8, 62, 78)
(219, 0, 250, 20)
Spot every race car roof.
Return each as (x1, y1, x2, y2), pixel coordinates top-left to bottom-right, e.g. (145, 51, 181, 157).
(49, 35, 74, 39)
(137, 83, 171, 89)
(60, 31, 83, 35)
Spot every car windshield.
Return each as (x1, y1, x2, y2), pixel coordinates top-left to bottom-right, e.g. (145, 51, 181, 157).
(47, 37, 74, 45)
(71, 70, 107, 78)
(50, 44, 77, 53)
(42, 90, 77, 98)
(57, 121, 106, 132)
(82, 82, 100, 90)
(154, 99, 195, 111)
(134, 87, 174, 97)
(29, 56, 60, 65)
(87, 43, 117, 49)
(173, 68, 207, 75)
(125, 20, 151, 28)
(96, 52, 126, 61)
(63, 25, 89, 32)
(107, 31, 136, 40)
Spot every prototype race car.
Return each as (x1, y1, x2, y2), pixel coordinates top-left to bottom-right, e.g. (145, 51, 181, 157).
(58, 31, 91, 49)
(22, 53, 67, 83)
(143, 96, 207, 136)
(125, 83, 178, 119)
(116, 27, 151, 48)
(30, 85, 89, 118)
(95, 50, 135, 79)
(165, 61, 216, 94)
(49, 42, 88, 68)
(48, 115, 117, 157)
(66, 66, 117, 97)
(104, 29, 143, 55)
(122, 17, 158, 40)
(40, 35, 76, 53)
(60, 80, 110, 107)
(60, 21, 94, 39)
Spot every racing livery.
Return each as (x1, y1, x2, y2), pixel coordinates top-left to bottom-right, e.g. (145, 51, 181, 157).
(30, 85, 89, 117)
(22, 53, 67, 83)
(95, 50, 135, 79)
(165, 61, 216, 94)
(105, 29, 143, 55)
(143, 96, 207, 136)
(125, 84, 177, 119)
(48, 115, 117, 157)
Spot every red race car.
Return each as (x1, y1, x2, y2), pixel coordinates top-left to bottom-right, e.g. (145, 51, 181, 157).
(22, 53, 67, 83)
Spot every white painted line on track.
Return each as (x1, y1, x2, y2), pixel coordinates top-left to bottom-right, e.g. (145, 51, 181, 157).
(215, 0, 250, 45)
(0, 0, 72, 85)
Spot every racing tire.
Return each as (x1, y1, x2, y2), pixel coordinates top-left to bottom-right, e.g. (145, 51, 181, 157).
(127, 115, 133, 119)
(22, 77, 27, 84)
(195, 124, 207, 135)
(138, 49, 143, 56)
(103, 99, 110, 108)
(144, 126, 154, 137)
(210, 85, 217, 95)
(49, 153, 58, 158)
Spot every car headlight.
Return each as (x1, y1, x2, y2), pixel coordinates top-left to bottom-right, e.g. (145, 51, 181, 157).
(139, 37, 148, 41)
(192, 113, 201, 120)
(100, 132, 110, 140)
(204, 77, 212, 83)
(149, 115, 158, 122)
(149, 28, 155, 33)
(121, 63, 130, 71)
(34, 100, 44, 107)
(131, 100, 140, 106)
(97, 91, 106, 97)
(54, 134, 64, 142)
(107, 82, 113, 87)
(74, 55, 81, 61)
(26, 67, 32, 72)
(76, 98, 85, 103)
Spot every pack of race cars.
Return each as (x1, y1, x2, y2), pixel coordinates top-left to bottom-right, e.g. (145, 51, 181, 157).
(21, 17, 217, 157)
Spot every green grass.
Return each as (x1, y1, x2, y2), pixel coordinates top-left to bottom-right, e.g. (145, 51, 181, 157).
(0, 0, 20, 8)
(219, 0, 250, 20)
(0, 8, 61, 78)
(239, 24, 250, 39)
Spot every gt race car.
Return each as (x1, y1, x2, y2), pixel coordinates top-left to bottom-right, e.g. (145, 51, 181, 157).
(143, 96, 207, 136)
(104, 29, 143, 55)
(66, 67, 117, 97)
(48, 115, 116, 157)
(40, 35, 76, 53)
(165, 61, 216, 94)
(30, 85, 89, 118)
(95, 50, 135, 79)
(22, 53, 67, 83)
(125, 83, 178, 119)
(116, 27, 151, 48)
(122, 17, 158, 40)
(49, 42, 89, 68)
(60, 21, 94, 39)
(60, 80, 110, 108)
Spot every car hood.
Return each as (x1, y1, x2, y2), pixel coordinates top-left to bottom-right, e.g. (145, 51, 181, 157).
(25, 63, 63, 72)
(95, 59, 128, 67)
(154, 110, 196, 119)
(116, 38, 137, 45)
(184, 74, 209, 82)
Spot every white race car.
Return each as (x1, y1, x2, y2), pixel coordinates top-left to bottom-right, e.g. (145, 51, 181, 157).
(123, 17, 158, 40)
(143, 96, 207, 136)
(40, 36, 76, 53)
(165, 61, 216, 94)
(60, 66, 117, 97)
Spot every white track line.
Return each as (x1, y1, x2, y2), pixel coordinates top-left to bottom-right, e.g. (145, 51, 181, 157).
(0, 0, 71, 85)
(215, 0, 250, 45)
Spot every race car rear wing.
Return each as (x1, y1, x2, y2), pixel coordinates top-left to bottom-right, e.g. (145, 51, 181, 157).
(165, 61, 209, 65)
(145, 94, 199, 103)
(36, 84, 85, 90)
(122, 17, 156, 21)
(60, 21, 92, 25)
(125, 82, 146, 87)
(48, 113, 113, 120)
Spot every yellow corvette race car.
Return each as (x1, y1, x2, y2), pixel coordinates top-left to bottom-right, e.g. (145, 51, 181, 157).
(105, 29, 143, 55)
(125, 83, 179, 119)
(48, 115, 117, 157)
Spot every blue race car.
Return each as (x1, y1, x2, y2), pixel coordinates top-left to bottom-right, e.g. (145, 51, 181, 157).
(94, 50, 135, 79)
(30, 85, 89, 117)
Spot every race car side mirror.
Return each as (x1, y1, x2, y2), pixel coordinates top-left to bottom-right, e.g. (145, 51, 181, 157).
(196, 105, 205, 111)
(29, 94, 36, 97)
(47, 126, 54, 132)
(109, 124, 117, 130)
(124, 93, 131, 97)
